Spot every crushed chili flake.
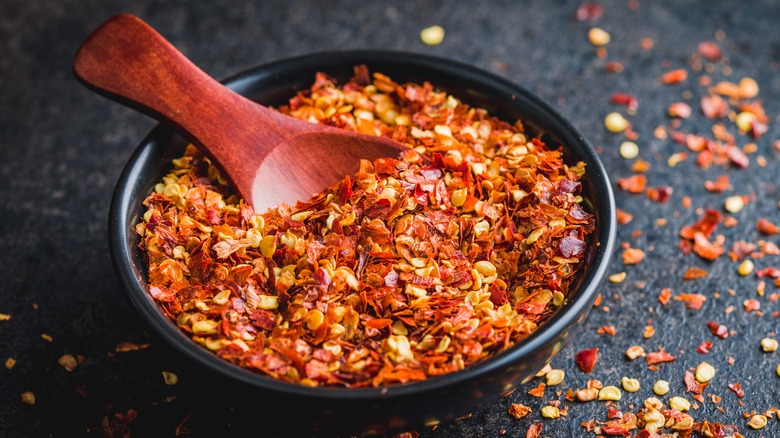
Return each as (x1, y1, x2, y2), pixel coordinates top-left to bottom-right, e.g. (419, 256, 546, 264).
(509, 403, 532, 419)
(659, 68, 688, 84)
(609, 93, 638, 112)
(727, 382, 745, 398)
(674, 293, 707, 310)
(696, 340, 712, 354)
(698, 41, 722, 61)
(524, 423, 543, 438)
(597, 325, 616, 336)
(683, 267, 707, 280)
(575, 348, 599, 373)
(658, 288, 671, 305)
(704, 174, 730, 192)
(707, 321, 729, 339)
(617, 174, 646, 193)
(645, 347, 676, 366)
(574, 2, 603, 22)
(622, 247, 645, 265)
(645, 186, 673, 203)
(756, 218, 780, 235)
(615, 209, 633, 225)
(137, 67, 595, 387)
(528, 382, 546, 397)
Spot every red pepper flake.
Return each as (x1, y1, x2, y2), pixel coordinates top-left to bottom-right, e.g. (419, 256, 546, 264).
(617, 174, 646, 193)
(756, 267, 780, 279)
(704, 174, 730, 192)
(727, 382, 745, 398)
(574, 2, 603, 21)
(597, 325, 617, 336)
(726, 146, 749, 169)
(645, 347, 677, 366)
(700, 95, 729, 119)
(683, 267, 708, 280)
(525, 423, 543, 438)
(528, 382, 546, 397)
(508, 403, 532, 419)
(698, 41, 722, 61)
(646, 186, 673, 203)
(696, 340, 713, 354)
(575, 348, 599, 373)
(610, 92, 638, 112)
(616, 208, 633, 225)
(757, 218, 780, 235)
(692, 232, 725, 261)
(175, 412, 192, 436)
(680, 209, 722, 240)
(622, 247, 645, 265)
(674, 293, 707, 310)
(658, 288, 671, 305)
(660, 68, 688, 84)
(707, 321, 729, 339)
(115, 342, 151, 352)
(668, 102, 692, 118)
(684, 370, 709, 395)
(743, 299, 760, 313)
(605, 61, 625, 74)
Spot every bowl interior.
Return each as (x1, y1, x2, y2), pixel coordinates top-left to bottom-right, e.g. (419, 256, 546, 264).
(109, 50, 616, 428)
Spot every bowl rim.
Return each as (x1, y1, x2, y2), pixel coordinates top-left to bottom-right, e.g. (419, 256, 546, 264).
(108, 49, 617, 401)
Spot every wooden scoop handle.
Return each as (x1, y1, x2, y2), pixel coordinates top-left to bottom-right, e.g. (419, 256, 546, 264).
(72, 13, 288, 194)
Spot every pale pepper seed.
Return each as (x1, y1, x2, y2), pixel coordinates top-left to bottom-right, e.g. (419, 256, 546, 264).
(737, 259, 754, 276)
(541, 405, 560, 419)
(695, 362, 716, 382)
(605, 112, 630, 133)
(546, 369, 565, 386)
(588, 27, 611, 46)
(620, 141, 639, 159)
(598, 385, 622, 401)
(420, 25, 445, 46)
(653, 380, 670, 395)
(621, 376, 640, 393)
(760, 337, 778, 352)
(669, 396, 691, 412)
(747, 414, 768, 430)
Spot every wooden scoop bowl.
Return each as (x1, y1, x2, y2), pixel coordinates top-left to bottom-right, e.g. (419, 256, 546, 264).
(73, 13, 410, 211)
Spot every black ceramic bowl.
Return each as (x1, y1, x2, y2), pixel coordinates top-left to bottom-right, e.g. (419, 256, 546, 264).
(108, 50, 616, 437)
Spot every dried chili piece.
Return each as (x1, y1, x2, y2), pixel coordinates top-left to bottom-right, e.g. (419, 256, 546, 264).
(575, 348, 599, 373)
(137, 66, 596, 388)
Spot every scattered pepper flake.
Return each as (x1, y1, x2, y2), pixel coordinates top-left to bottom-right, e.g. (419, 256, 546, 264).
(616, 209, 633, 225)
(58, 354, 78, 372)
(660, 68, 688, 84)
(622, 247, 645, 265)
(574, 2, 603, 22)
(0, 313, 10, 321)
(658, 288, 671, 305)
(683, 267, 707, 280)
(674, 293, 707, 310)
(605, 112, 630, 133)
(617, 174, 646, 193)
(668, 102, 692, 118)
(760, 338, 778, 352)
(743, 299, 760, 313)
(588, 27, 611, 46)
(696, 341, 713, 354)
(509, 403, 532, 419)
(704, 174, 730, 192)
(707, 321, 729, 339)
(5, 357, 16, 369)
(21, 391, 35, 405)
(575, 348, 599, 373)
(646, 348, 676, 366)
(115, 342, 151, 352)
(757, 218, 780, 235)
(528, 382, 546, 397)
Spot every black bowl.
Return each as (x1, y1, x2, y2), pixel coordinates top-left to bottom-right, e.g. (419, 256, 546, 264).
(108, 50, 616, 437)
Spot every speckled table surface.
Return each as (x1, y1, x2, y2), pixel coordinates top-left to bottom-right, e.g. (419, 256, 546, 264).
(2, 1, 780, 437)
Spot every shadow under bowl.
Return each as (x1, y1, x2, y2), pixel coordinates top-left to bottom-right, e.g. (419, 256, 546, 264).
(108, 50, 616, 437)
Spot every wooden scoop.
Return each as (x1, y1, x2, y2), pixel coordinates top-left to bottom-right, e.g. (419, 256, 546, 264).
(73, 13, 411, 211)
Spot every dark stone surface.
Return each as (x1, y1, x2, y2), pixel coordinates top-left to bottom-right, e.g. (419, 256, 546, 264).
(1, 1, 779, 436)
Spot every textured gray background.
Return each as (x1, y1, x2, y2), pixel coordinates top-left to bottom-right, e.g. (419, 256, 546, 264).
(1, 0, 779, 436)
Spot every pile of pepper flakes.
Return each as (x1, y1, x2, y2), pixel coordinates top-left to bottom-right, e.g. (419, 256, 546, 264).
(136, 65, 595, 388)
